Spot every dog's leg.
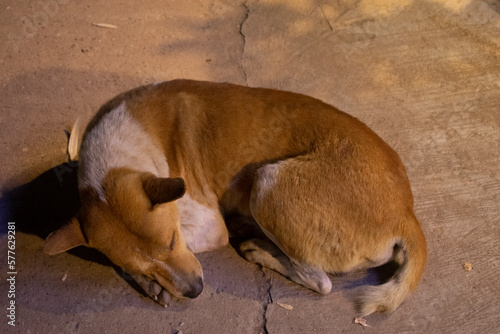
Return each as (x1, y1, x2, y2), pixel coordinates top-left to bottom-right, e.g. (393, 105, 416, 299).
(240, 238, 332, 294)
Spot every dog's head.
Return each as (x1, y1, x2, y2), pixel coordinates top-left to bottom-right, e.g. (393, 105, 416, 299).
(44, 169, 203, 300)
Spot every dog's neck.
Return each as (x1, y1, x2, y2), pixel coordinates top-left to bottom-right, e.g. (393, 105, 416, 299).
(78, 102, 170, 200)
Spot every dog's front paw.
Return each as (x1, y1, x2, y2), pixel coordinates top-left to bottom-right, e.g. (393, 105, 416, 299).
(129, 273, 172, 307)
(156, 289, 172, 307)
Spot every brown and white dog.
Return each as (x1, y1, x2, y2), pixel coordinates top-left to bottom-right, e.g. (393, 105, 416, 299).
(44, 79, 426, 316)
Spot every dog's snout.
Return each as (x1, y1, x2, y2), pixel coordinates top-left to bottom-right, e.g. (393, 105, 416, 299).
(184, 277, 203, 298)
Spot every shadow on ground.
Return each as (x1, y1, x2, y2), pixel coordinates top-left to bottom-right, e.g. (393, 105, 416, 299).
(0, 161, 79, 238)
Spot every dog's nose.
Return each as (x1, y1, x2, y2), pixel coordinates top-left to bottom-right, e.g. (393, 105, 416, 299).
(183, 277, 203, 298)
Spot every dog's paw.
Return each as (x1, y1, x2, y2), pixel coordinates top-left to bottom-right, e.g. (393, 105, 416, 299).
(240, 239, 277, 266)
(240, 239, 260, 262)
(156, 289, 172, 307)
(129, 272, 172, 307)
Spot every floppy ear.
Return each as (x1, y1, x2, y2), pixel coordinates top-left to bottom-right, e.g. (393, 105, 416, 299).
(142, 176, 186, 206)
(44, 217, 88, 255)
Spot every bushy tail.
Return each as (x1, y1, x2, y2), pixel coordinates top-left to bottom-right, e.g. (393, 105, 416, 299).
(356, 216, 427, 316)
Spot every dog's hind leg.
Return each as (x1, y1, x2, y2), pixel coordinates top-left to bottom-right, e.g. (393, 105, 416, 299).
(240, 238, 332, 294)
(241, 157, 348, 294)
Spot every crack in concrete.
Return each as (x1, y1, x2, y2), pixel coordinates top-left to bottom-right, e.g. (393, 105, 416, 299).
(315, 0, 333, 32)
(238, 1, 249, 84)
(260, 269, 273, 334)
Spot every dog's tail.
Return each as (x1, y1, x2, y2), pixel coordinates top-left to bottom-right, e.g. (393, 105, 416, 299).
(356, 214, 427, 316)
(67, 117, 82, 161)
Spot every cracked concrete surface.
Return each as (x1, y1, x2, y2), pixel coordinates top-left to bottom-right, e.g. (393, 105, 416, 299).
(1, 0, 499, 333)
(238, 1, 250, 83)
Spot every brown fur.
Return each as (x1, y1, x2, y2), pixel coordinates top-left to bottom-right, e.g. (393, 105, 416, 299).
(45, 80, 426, 314)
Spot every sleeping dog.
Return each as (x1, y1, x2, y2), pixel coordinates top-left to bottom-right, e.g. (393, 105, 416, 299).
(45, 80, 426, 316)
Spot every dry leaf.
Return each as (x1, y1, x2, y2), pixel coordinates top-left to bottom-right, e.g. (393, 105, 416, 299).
(463, 263, 473, 271)
(276, 302, 294, 311)
(354, 317, 370, 327)
(92, 23, 118, 29)
(68, 117, 82, 161)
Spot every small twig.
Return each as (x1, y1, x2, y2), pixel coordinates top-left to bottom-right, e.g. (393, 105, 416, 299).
(276, 302, 294, 311)
(354, 317, 370, 327)
(92, 23, 118, 29)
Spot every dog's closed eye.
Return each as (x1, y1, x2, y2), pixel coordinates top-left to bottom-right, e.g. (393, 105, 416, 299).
(169, 231, 176, 251)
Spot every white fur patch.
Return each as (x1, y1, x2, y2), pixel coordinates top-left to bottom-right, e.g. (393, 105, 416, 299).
(177, 194, 226, 253)
(255, 163, 280, 196)
(78, 102, 170, 198)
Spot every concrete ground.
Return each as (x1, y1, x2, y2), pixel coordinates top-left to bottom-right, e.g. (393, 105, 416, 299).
(1, 0, 499, 333)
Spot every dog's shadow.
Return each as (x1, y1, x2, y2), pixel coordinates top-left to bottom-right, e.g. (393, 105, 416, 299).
(1, 161, 81, 239)
(0, 161, 162, 303)
(0, 161, 110, 267)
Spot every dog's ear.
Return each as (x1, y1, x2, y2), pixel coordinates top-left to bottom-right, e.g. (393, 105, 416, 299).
(142, 176, 186, 206)
(44, 217, 88, 255)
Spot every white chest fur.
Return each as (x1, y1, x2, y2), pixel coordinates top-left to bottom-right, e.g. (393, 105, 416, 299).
(177, 194, 227, 253)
